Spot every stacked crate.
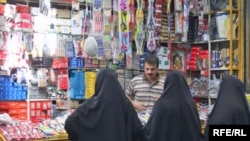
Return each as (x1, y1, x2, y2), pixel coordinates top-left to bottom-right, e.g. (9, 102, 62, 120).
(0, 101, 27, 120)
(0, 76, 27, 100)
(29, 100, 52, 123)
(69, 70, 85, 99)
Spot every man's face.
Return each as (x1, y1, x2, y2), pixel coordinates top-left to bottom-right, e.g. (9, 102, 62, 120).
(144, 62, 158, 81)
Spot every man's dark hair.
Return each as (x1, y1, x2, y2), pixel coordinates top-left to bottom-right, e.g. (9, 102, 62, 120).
(144, 54, 159, 68)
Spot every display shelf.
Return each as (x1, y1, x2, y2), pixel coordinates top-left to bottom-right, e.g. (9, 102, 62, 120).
(209, 68, 229, 71)
(35, 134, 68, 141)
(0, 133, 68, 141)
(0, 0, 244, 130)
(0, 134, 5, 141)
(186, 0, 243, 120)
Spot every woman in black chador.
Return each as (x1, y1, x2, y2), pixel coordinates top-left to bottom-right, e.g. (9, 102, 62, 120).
(64, 68, 144, 141)
(203, 75, 250, 141)
(144, 70, 203, 141)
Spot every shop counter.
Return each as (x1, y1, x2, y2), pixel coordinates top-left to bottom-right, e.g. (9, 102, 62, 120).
(0, 133, 68, 141)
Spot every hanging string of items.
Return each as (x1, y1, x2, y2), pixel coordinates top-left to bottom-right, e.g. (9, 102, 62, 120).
(146, 0, 156, 52)
(135, 0, 144, 55)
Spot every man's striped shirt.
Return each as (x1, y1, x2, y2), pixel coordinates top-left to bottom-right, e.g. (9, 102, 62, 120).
(126, 74, 165, 110)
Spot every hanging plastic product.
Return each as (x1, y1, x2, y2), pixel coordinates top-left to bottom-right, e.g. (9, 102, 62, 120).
(83, 36, 98, 57)
(39, 0, 50, 16)
(211, 0, 228, 10)
(57, 69, 69, 90)
(135, 0, 144, 55)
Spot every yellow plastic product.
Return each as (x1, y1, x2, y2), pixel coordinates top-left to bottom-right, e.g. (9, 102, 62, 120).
(34, 133, 68, 141)
(246, 94, 250, 105)
(0, 0, 6, 3)
(0, 133, 6, 141)
(85, 71, 97, 99)
(0, 132, 68, 141)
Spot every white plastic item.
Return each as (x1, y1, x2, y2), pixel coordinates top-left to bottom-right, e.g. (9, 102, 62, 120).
(84, 36, 98, 57)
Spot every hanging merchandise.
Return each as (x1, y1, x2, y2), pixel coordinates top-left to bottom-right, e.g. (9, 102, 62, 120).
(102, 0, 112, 9)
(4, 32, 23, 68)
(57, 69, 69, 90)
(37, 68, 47, 88)
(96, 37, 104, 58)
(146, 0, 155, 31)
(80, 37, 85, 56)
(6, 32, 19, 54)
(197, 0, 204, 41)
(103, 35, 112, 59)
(83, 0, 101, 58)
(167, 0, 173, 59)
(52, 57, 69, 69)
(4, 4, 16, 19)
(56, 35, 71, 57)
(146, 0, 157, 52)
(0, 32, 8, 49)
(215, 13, 230, 39)
(83, 36, 98, 57)
(73, 36, 82, 56)
(83, 5, 92, 35)
(65, 40, 75, 58)
(33, 33, 53, 58)
(102, 13, 111, 35)
(102, 5, 112, 59)
(211, 0, 228, 10)
(93, 5, 103, 36)
(85, 0, 93, 4)
(48, 68, 57, 86)
(147, 31, 156, 52)
(119, 32, 128, 53)
(72, 0, 80, 11)
(93, 0, 102, 8)
(159, 4, 168, 42)
(119, 11, 129, 35)
(129, 0, 135, 37)
(0, 32, 3, 48)
(23, 33, 33, 54)
(16, 67, 28, 85)
(91, 3, 105, 58)
(110, 13, 120, 63)
(118, 0, 129, 56)
(174, 12, 183, 39)
(84, 71, 96, 99)
(135, 0, 144, 55)
(71, 1, 82, 36)
(119, 0, 127, 11)
(39, 0, 51, 16)
(80, 3, 90, 56)
(125, 0, 135, 69)
(111, 36, 120, 64)
(182, 0, 190, 42)
(42, 42, 50, 57)
(69, 70, 85, 99)
(154, 0, 163, 40)
(75, 39, 82, 57)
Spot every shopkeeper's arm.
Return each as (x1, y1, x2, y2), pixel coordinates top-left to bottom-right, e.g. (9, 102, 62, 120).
(125, 83, 147, 112)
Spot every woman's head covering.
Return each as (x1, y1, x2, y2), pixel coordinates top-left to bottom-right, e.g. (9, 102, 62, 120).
(64, 68, 143, 141)
(144, 70, 203, 141)
(204, 75, 250, 141)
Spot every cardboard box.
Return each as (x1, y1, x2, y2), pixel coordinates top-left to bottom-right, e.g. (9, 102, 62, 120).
(57, 9, 71, 19)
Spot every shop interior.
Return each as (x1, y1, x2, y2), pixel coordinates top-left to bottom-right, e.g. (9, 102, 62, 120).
(0, 0, 249, 140)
